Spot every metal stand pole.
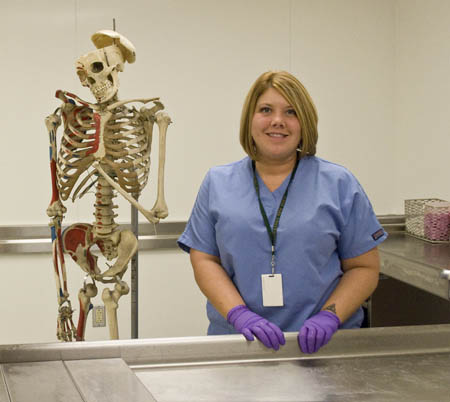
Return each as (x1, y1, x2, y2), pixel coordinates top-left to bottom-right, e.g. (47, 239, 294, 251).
(131, 202, 139, 339)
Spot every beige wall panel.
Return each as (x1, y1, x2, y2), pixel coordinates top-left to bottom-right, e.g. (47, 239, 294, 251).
(0, 249, 207, 344)
(290, 0, 396, 213)
(394, 0, 450, 207)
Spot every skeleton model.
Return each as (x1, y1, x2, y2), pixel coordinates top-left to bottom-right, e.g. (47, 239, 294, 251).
(45, 30, 171, 341)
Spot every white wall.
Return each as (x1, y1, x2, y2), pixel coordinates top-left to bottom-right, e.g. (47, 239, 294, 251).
(291, 0, 397, 212)
(394, 0, 450, 206)
(0, 250, 208, 345)
(0, 0, 448, 344)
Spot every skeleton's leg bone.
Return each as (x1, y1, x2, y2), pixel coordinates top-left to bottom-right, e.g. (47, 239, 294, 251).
(97, 229, 138, 279)
(150, 112, 172, 219)
(102, 280, 130, 340)
(63, 224, 101, 275)
(94, 162, 160, 223)
(76, 282, 98, 341)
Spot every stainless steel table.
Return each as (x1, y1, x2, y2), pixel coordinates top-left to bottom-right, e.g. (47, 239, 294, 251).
(379, 232, 450, 300)
(1, 325, 450, 401)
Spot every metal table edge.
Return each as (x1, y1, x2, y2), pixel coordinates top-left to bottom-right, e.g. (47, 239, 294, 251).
(1, 324, 449, 367)
(378, 245, 443, 273)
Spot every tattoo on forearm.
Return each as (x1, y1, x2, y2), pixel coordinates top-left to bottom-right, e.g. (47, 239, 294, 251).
(324, 304, 337, 314)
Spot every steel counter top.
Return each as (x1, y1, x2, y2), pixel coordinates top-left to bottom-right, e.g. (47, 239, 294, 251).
(1, 324, 450, 401)
(379, 233, 450, 300)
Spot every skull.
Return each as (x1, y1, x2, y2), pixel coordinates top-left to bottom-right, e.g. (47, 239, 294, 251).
(76, 44, 124, 104)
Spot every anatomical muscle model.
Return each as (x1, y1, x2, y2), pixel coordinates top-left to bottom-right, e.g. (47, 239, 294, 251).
(45, 30, 171, 341)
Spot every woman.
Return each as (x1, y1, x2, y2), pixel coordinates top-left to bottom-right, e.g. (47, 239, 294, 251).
(178, 71, 387, 353)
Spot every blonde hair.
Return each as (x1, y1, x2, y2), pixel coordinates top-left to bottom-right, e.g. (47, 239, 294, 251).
(239, 71, 318, 160)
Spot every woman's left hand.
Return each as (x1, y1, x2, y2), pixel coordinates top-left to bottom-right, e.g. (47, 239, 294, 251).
(298, 311, 340, 354)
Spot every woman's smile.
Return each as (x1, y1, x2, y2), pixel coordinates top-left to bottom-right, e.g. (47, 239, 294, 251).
(267, 132, 288, 138)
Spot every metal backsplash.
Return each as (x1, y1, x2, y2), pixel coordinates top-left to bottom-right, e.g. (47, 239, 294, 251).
(0, 221, 187, 254)
(0, 216, 403, 254)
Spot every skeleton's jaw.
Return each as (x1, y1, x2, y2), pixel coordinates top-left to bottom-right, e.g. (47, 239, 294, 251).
(92, 81, 114, 102)
(91, 79, 119, 104)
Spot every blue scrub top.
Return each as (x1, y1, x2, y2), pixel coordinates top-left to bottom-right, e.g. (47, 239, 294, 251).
(178, 156, 387, 334)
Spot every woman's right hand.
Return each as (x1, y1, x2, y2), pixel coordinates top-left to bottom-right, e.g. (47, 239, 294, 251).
(227, 305, 285, 350)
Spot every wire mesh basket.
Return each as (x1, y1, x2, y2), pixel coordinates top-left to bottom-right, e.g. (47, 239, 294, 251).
(405, 199, 450, 243)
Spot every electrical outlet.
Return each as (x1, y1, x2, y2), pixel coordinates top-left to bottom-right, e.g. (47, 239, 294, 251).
(92, 305, 106, 327)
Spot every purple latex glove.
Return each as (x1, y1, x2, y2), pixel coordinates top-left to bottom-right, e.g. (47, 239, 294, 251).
(298, 310, 340, 354)
(227, 305, 285, 350)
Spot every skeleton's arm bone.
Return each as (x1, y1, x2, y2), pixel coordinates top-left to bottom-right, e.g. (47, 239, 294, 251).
(93, 162, 159, 223)
(45, 111, 61, 132)
(150, 112, 172, 219)
(47, 109, 77, 341)
(45, 111, 67, 218)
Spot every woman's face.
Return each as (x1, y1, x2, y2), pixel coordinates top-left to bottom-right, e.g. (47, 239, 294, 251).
(251, 87, 301, 165)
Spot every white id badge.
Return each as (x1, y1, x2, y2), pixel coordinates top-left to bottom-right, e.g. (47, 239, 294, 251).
(261, 274, 284, 307)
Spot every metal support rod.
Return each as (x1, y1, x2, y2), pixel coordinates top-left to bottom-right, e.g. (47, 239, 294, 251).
(131, 202, 139, 339)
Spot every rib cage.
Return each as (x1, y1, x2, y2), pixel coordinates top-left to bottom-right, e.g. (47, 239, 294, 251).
(57, 105, 95, 200)
(57, 101, 152, 201)
(102, 105, 152, 195)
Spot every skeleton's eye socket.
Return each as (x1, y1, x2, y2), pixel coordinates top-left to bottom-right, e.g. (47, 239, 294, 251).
(91, 62, 104, 73)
